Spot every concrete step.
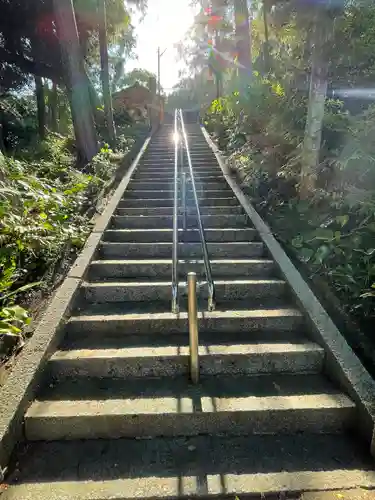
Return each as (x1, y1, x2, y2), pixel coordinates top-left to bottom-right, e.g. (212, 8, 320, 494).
(49, 341, 324, 379)
(132, 173, 223, 181)
(149, 143, 211, 146)
(103, 226, 259, 243)
(134, 174, 223, 182)
(111, 214, 248, 229)
(144, 151, 213, 158)
(25, 375, 355, 440)
(139, 163, 221, 170)
(118, 197, 240, 207)
(80, 279, 287, 303)
(87, 258, 275, 280)
(61, 329, 311, 350)
(99, 241, 264, 259)
(102, 228, 256, 243)
(114, 206, 244, 216)
(67, 304, 303, 337)
(128, 181, 228, 191)
(4, 434, 375, 500)
(135, 171, 223, 179)
(122, 190, 233, 200)
(137, 166, 221, 173)
(144, 151, 215, 156)
(141, 159, 218, 164)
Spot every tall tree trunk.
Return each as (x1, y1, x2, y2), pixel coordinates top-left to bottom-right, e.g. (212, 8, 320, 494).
(98, 0, 116, 148)
(84, 69, 104, 127)
(300, 9, 331, 199)
(50, 81, 58, 132)
(35, 76, 46, 140)
(53, 0, 98, 164)
(0, 120, 5, 153)
(262, 0, 270, 74)
(234, 0, 252, 80)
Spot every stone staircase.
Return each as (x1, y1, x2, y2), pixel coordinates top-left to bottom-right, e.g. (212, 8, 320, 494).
(3, 123, 375, 499)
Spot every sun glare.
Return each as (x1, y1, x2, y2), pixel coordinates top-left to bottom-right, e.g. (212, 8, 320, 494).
(128, 0, 198, 91)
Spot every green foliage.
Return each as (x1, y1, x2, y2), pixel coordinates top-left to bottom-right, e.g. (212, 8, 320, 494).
(204, 78, 375, 325)
(0, 137, 102, 352)
(276, 194, 375, 319)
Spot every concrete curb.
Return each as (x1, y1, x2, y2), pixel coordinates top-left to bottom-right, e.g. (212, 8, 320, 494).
(0, 134, 152, 471)
(201, 125, 375, 458)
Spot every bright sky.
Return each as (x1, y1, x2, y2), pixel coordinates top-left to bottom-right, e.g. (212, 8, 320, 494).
(127, 0, 198, 91)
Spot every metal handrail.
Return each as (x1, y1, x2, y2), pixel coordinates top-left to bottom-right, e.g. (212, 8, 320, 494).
(171, 109, 179, 313)
(178, 109, 216, 311)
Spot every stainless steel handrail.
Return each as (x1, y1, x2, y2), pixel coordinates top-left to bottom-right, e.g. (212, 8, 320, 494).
(171, 109, 179, 313)
(179, 109, 216, 311)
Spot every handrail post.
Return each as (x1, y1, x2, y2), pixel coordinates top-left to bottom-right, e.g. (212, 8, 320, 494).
(171, 109, 179, 314)
(182, 172, 187, 231)
(187, 272, 199, 384)
(207, 282, 215, 313)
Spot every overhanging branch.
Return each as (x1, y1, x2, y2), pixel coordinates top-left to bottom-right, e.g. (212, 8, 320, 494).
(0, 48, 63, 83)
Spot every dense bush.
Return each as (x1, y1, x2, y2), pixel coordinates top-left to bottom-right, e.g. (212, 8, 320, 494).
(204, 77, 375, 327)
(0, 128, 139, 360)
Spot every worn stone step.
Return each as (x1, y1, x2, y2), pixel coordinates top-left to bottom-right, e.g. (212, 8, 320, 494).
(139, 183, 229, 192)
(25, 375, 355, 440)
(62, 329, 309, 350)
(48, 341, 324, 379)
(133, 173, 222, 181)
(4, 434, 375, 500)
(122, 189, 233, 199)
(67, 305, 303, 337)
(138, 165, 220, 172)
(149, 143, 209, 148)
(103, 228, 256, 243)
(111, 214, 247, 230)
(134, 173, 223, 182)
(118, 197, 240, 207)
(87, 258, 274, 280)
(128, 181, 228, 191)
(99, 241, 264, 259)
(140, 159, 218, 166)
(143, 151, 215, 156)
(144, 151, 212, 158)
(80, 279, 287, 303)
(114, 206, 243, 216)
(141, 159, 218, 166)
(133, 173, 223, 180)
(136, 167, 222, 175)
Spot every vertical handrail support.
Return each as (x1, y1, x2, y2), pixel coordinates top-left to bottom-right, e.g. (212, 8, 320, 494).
(188, 272, 199, 384)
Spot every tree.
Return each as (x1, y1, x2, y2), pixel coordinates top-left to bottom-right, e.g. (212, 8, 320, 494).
(300, 7, 332, 198)
(0, 0, 144, 160)
(116, 68, 158, 91)
(98, 0, 116, 148)
(234, 0, 252, 79)
(49, 82, 58, 132)
(53, 0, 98, 163)
(35, 76, 46, 140)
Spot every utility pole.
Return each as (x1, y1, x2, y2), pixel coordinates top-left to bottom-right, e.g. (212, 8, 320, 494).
(157, 47, 167, 97)
(157, 47, 167, 128)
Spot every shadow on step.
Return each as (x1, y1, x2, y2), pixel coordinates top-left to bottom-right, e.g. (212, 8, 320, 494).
(38, 373, 339, 401)
(7, 433, 375, 492)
